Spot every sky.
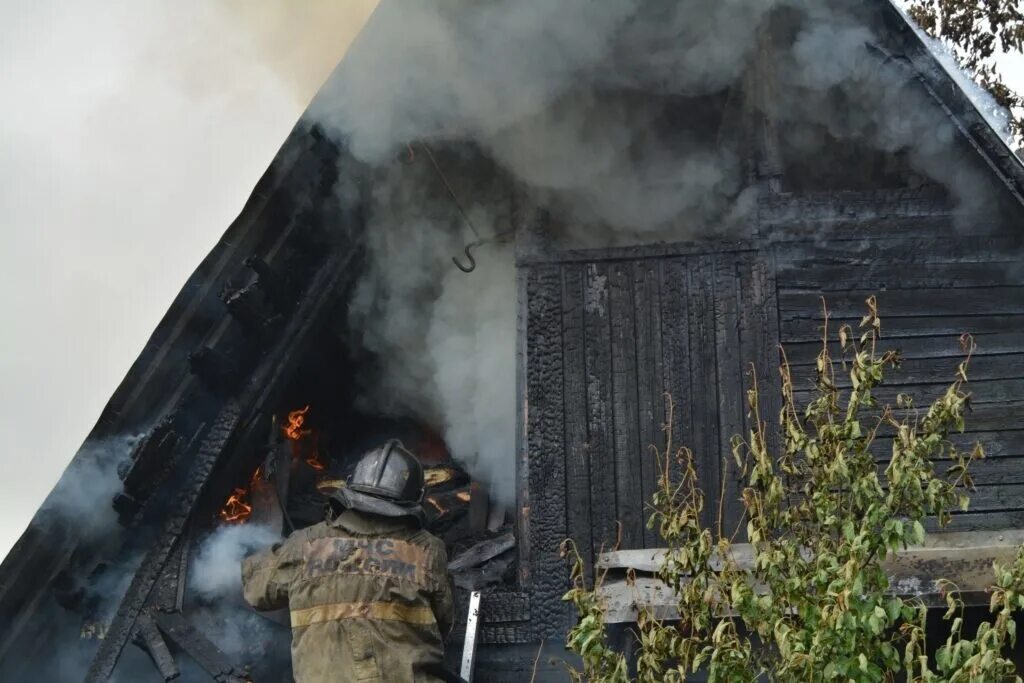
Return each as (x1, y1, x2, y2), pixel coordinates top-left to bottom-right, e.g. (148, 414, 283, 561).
(0, 2, 1021, 560)
(0, 0, 379, 558)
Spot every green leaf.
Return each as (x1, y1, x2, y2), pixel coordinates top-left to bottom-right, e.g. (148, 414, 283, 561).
(910, 520, 925, 545)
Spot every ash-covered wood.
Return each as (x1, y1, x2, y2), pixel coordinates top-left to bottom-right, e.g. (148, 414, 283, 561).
(154, 611, 248, 683)
(135, 612, 179, 681)
(449, 532, 516, 573)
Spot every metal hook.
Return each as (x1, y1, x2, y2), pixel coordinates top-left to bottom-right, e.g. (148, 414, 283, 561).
(453, 241, 479, 273)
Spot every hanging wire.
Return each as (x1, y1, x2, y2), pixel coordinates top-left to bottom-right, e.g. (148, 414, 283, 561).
(413, 142, 517, 273)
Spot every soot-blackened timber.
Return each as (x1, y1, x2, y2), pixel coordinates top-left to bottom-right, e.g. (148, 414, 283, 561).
(2, 0, 1024, 680)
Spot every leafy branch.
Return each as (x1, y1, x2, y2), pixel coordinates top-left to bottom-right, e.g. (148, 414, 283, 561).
(564, 299, 1024, 682)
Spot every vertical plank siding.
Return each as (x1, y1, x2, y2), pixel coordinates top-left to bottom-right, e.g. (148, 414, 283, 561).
(660, 257, 693, 486)
(608, 263, 645, 549)
(525, 252, 772, 573)
(582, 263, 618, 561)
(687, 256, 724, 530)
(633, 261, 666, 548)
(523, 228, 1022, 641)
(523, 266, 570, 638)
(713, 257, 747, 538)
(560, 265, 592, 580)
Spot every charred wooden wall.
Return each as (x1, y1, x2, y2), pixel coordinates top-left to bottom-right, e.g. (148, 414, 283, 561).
(519, 242, 781, 639)
(772, 199, 1024, 532)
(519, 189, 1024, 640)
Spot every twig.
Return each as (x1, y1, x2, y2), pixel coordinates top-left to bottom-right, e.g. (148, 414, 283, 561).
(529, 638, 546, 682)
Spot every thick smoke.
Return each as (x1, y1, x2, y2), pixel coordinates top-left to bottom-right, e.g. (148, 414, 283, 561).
(39, 434, 140, 541)
(309, 0, 1014, 497)
(190, 523, 280, 601)
(188, 524, 289, 668)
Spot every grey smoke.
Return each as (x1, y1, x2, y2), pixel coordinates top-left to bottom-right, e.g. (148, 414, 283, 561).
(312, 0, 1015, 497)
(39, 434, 140, 540)
(188, 524, 288, 667)
(190, 523, 280, 601)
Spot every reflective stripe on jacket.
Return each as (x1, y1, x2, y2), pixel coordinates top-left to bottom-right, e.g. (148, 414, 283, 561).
(241, 509, 454, 683)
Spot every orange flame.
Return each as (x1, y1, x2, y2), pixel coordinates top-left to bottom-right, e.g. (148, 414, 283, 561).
(219, 488, 253, 523)
(218, 466, 262, 524)
(282, 405, 311, 441)
(425, 490, 471, 515)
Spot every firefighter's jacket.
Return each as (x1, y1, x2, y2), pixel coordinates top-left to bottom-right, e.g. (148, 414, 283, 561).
(241, 508, 454, 683)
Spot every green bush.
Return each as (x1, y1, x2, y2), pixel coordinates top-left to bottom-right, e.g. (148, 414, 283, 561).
(564, 299, 1024, 682)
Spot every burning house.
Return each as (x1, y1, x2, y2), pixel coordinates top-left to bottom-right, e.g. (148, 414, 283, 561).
(2, 0, 1024, 680)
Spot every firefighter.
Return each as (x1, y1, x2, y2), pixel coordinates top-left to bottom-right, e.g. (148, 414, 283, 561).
(241, 439, 455, 682)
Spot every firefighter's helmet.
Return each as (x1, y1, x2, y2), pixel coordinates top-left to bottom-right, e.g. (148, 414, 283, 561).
(349, 439, 425, 503)
(328, 439, 426, 522)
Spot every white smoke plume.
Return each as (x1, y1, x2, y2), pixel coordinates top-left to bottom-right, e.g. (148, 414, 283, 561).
(190, 523, 280, 601)
(39, 434, 140, 540)
(309, 0, 1015, 499)
(188, 524, 288, 666)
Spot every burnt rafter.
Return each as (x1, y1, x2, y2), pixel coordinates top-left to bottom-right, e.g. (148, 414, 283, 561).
(188, 345, 243, 393)
(134, 612, 180, 681)
(83, 244, 361, 682)
(221, 282, 280, 335)
(244, 255, 296, 312)
(153, 611, 249, 683)
(113, 417, 182, 524)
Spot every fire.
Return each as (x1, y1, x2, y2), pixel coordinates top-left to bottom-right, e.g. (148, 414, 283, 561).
(218, 466, 262, 524)
(283, 405, 311, 441)
(282, 404, 325, 471)
(425, 490, 472, 515)
(306, 452, 325, 471)
(220, 488, 253, 524)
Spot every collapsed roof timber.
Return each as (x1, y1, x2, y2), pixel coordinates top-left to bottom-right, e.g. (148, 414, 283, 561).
(3, 0, 1024, 680)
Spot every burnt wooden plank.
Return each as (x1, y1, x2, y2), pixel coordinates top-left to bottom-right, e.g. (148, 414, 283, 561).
(876, 455, 1024, 486)
(688, 256, 721, 530)
(775, 234, 1023, 267)
(758, 188, 953, 229)
(936, 510, 1024, 533)
(524, 265, 570, 639)
(954, 485, 1024, 513)
(560, 265, 592, 580)
(784, 332, 1024, 365)
(713, 256, 745, 537)
(84, 404, 242, 683)
(660, 258, 691, 461)
(634, 260, 665, 548)
(788, 354, 1024, 385)
(759, 258, 784, 456)
(154, 611, 248, 682)
(793, 378, 1024, 409)
(871, 430, 1024, 461)
(777, 261, 1024, 290)
(609, 263, 644, 549)
(752, 256, 783, 455)
(583, 263, 618, 560)
(781, 314, 1024, 343)
(780, 287, 1024, 320)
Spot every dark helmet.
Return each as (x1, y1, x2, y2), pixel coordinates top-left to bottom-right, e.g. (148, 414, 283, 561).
(327, 440, 426, 522)
(349, 439, 425, 504)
